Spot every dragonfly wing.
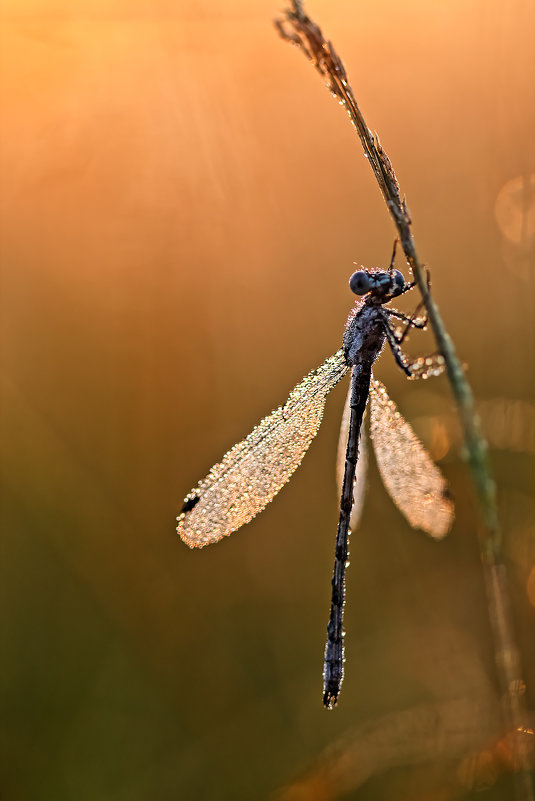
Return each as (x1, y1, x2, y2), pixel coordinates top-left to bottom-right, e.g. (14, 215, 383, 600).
(178, 350, 350, 548)
(369, 378, 454, 538)
(336, 378, 368, 531)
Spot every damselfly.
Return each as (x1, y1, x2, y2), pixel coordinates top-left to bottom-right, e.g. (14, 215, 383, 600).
(177, 243, 454, 708)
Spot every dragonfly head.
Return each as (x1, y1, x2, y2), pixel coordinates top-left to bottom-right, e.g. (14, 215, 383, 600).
(349, 268, 406, 302)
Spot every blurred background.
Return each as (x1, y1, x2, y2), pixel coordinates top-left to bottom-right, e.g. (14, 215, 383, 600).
(1, 1, 534, 799)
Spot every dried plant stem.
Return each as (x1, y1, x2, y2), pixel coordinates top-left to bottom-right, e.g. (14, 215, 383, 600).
(276, 2, 534, 796)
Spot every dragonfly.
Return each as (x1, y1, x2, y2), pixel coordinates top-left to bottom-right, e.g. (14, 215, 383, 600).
(177, 242, 454, 708)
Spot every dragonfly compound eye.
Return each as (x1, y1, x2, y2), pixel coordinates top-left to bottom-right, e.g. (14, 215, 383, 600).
(349, 270, 371, 295)
(391, 270, 405, 294)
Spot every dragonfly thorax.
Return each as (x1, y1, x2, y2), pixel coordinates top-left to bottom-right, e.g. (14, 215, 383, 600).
(343, 303, 386, 367)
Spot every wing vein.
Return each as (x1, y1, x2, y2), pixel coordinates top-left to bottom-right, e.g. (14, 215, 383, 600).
(369, 378, 453, 538)
(178, 350, 350, 547)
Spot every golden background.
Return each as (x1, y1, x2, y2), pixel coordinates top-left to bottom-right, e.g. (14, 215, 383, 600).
(1, 1, 534, 798)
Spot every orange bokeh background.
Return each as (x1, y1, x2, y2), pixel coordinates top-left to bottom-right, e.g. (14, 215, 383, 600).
(1, 2, 534, 799)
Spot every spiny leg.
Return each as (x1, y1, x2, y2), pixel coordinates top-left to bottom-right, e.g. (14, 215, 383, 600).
(405, 351, 446, 379)
(387, 307, 427, 329)
(382, 314, 445, 379)
(387, 237, 399, 274)
(386, 304, 428, 346)
(396, 263, 432, 304)
(389, 264, 434, 345)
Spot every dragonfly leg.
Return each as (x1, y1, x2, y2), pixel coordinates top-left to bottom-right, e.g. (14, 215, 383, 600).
(383, 322, 413, 376)
(389, 264, 435, 343)
(386, 307, 427, 329)
(405, 351, 446, 379)
(397, 263, 432, 299)
(399, 279, 417, 295)
(387, 237, 399, 274)
(382, 315, 445, 379)
(386, 304, 428, 345)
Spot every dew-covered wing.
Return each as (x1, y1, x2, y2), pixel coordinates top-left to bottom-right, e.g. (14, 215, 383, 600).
(178, 350, 350, 548)
(336, 377, 368, 532)
(369, 378, 454, 538)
